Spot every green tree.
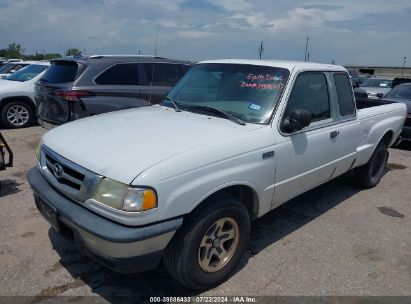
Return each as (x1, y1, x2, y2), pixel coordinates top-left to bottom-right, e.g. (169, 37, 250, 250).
(44, 53, 62, 60)
(65, 48, 82, 56)
(24, 53, 62, 61)
(4, 43, 24, 58)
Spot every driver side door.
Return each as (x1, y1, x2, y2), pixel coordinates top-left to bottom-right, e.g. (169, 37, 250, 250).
(273, 71, 342, 207)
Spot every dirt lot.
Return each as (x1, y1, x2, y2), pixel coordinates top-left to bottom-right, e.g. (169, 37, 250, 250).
(0, 126, 410, 302)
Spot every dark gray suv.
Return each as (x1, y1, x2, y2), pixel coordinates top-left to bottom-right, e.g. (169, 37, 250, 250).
(35, 55, 192, 128)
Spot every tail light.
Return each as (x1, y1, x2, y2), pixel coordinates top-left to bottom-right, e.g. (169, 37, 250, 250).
(53, 90, 93, 101)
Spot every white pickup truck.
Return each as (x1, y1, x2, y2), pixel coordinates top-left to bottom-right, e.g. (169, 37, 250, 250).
(27, 60, 407, 289)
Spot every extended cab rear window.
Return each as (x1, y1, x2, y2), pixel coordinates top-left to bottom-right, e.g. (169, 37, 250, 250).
(41, 61, 79, 83)
(333, 73, 355, 116)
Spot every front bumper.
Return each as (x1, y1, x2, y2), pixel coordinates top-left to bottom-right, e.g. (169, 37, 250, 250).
(27, 167, 182, 273)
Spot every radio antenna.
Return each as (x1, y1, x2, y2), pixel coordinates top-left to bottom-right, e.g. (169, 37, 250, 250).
(154, 24, 160, 56)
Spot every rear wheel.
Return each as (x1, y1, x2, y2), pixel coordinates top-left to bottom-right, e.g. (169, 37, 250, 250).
(164, 196, 250, 290)
(1, 101, 33, 128)
(354, 141, 388, 188)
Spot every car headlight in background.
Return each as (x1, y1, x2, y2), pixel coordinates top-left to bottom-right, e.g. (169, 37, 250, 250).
(93, 178, 157, 212)
(35, 139, 43, 161)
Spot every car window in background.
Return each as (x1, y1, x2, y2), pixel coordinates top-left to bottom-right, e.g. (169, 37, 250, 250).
(95, 63, 140, 85)
(333, 73, 355, 116)
(166, 63, 290, 124)
(13, 64, 27, 72)
(385, 85, 411, 99)
(359, 75, 372, 84)
(181, 64, 192, 73)
(285, 72, 330, 122)
(41, 61, 79, 83)
(348, 70, 358, 78)
(0, 63, 15, 73)
(6, 64, 48, 82)
(144, 63, 183, 86)
(361, 78, 392, 88)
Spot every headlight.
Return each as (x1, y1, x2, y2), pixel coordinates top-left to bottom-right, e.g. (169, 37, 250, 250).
(93, 178, 157, 212)
(35, 140, 43, 161)
(123, 188, 157, 211)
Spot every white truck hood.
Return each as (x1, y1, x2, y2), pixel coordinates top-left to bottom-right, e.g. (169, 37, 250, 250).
(43, 105, 262, 184)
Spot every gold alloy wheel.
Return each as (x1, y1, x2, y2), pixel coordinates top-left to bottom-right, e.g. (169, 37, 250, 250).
(198, 217, 240, 273)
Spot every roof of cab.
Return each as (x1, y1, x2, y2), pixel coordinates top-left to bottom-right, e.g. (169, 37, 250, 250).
(198, 59, 347, 72)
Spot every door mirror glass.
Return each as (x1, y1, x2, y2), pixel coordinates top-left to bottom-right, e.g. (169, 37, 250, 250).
(376, 92, 383, 98)
(282, 108, 312, 133)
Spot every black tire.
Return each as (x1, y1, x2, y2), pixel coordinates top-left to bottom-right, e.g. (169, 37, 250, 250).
(354, 141, 389, 188)
(163, 196, 250, 290)
(1, 101, 33, 128)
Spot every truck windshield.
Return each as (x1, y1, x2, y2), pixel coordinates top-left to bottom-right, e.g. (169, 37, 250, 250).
(164, 63, 290, 124)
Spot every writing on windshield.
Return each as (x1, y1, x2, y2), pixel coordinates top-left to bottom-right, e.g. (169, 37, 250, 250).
(240, 73, 285, 90)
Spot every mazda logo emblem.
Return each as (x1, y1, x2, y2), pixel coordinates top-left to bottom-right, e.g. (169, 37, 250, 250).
(53, 163, 64, 179)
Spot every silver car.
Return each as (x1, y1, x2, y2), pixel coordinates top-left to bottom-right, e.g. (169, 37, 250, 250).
(355, 77, 393, 99)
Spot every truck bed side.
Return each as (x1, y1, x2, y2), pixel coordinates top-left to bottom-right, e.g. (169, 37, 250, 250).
(354, 99, 406, 168)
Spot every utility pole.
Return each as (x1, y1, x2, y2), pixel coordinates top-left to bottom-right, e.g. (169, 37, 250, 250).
(304, 36, 309, 61)
(83, 48, 86, 55)
(258, 41, 264, 60)
(402, 56, 407, 76)
(154, 24, 160, 56)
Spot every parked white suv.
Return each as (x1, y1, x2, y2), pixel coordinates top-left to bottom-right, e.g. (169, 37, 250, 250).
(0, 62, 49, 128)
(27, 60, 406, 289)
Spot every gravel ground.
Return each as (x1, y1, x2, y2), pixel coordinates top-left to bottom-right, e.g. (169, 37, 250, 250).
(0, 126, 410, 303)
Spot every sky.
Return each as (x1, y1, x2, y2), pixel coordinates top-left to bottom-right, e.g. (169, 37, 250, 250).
(0, 0, 410, 66)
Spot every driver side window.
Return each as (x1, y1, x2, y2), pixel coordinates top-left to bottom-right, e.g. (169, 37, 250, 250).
(285, 72, 330, 122)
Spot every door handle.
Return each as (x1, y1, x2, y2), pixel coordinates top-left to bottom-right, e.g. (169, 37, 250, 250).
(330, 131, 339, 139)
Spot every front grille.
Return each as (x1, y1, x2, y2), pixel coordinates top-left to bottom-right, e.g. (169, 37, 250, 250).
(45, 154, 84, 190)
(40, 145, 102, 202)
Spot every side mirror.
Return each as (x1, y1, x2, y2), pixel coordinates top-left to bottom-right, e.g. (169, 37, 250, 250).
(376, 93, 384, 98)
(282, 108, 312, 133)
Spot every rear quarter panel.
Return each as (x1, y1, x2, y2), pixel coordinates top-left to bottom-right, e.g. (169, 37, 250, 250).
(355, 103, 406, 167)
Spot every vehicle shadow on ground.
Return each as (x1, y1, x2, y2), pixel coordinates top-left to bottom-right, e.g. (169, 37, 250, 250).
(0, 179, 22, 197)
(235, 173, 360, 270)
(392, 141, 411, 151)
(47, 173, 362, 303)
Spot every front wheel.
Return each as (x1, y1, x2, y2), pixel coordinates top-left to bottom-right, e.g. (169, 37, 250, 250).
(354, 141, 388, 188)
(164, 196, 250, 290)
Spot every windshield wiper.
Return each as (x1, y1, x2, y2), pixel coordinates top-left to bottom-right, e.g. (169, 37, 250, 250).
(164, 96, 182, 112)
(185, 105, 246, 125)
